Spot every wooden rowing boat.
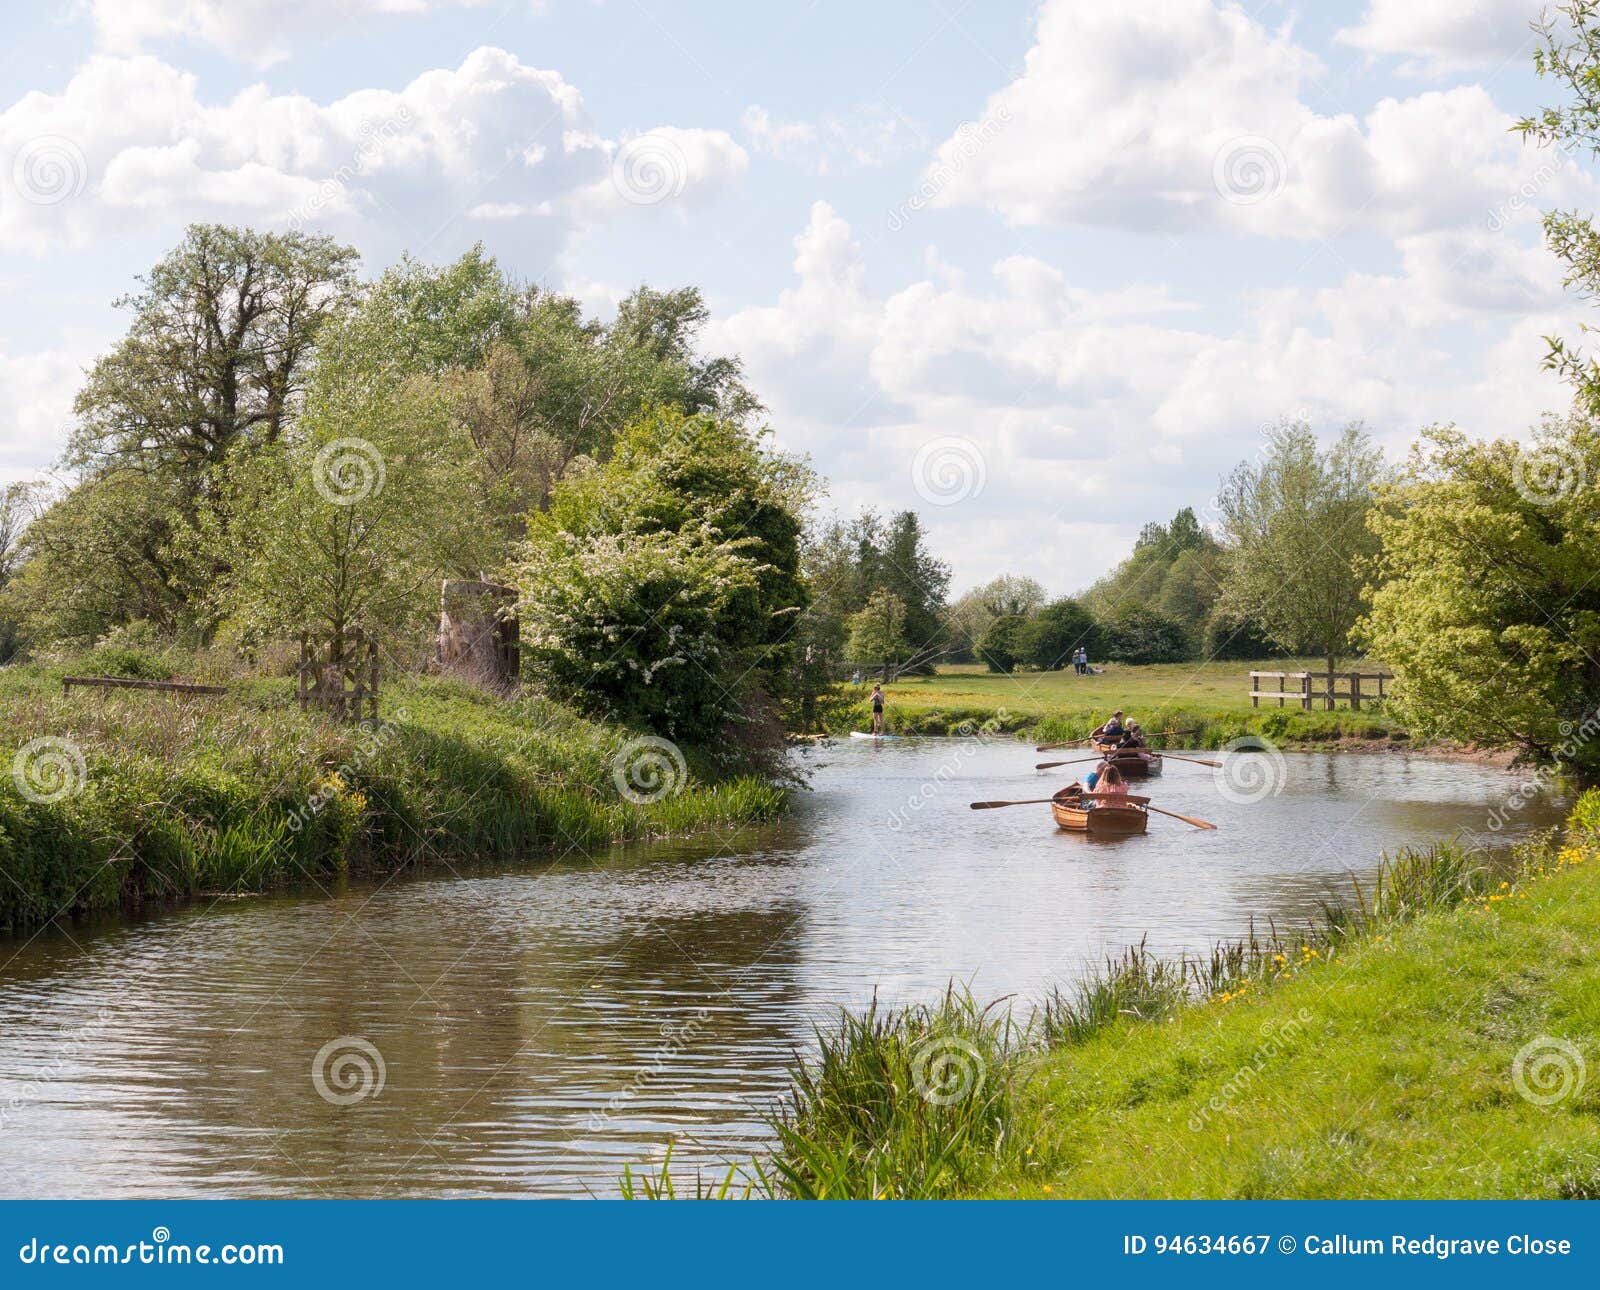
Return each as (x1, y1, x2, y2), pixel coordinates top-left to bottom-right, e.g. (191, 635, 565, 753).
(1090, 742, 1163, 777)
(1050, 787, 1150, 836)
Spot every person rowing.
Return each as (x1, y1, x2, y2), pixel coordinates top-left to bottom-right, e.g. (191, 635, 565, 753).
(1083, 762, 1128, 805)
(1091, 710, 1126, 741)
(1118, 721, 1146, 749)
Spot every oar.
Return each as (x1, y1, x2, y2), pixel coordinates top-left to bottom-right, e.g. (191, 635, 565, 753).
(1036, 738, 1094, 752)
(1034, 756, 1104, 770)
(1159, 752, 1222, 769)
(1145, 803, 1218, 830)
(970, 797, 1065, 810)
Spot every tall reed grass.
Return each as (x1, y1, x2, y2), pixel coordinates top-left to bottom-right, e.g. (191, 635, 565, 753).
(0, 665, 784, 932)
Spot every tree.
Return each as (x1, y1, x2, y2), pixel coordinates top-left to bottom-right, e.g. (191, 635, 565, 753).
(1516, 2, 1600, 412)
(1085, 506, 1221, 640)
(0, 482, 46, 659)
(1217, 421, 1386, 673)
(977, 613, 1027, 673)
(215, 368, 485, 655)
(1100, 607, 1191, 664)
(515, 408, 810, 742)
(869, 511, 951, 671)
(1201, 606, 1282, 661)
(945, 574, 1047, 660)
(847, 590, 911, 679)
(1019, 598, 1100, 670)
(69, 224, 360, 480)
(1358, 418, 1600, 771)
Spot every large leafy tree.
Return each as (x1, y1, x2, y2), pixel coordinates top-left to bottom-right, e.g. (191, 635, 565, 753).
(514, 408, 810, 743)
(1217, 421, 1386, 673)
(1084, 506, 1223, 641)
(1359, 419, 1600, 771)
(69, 224, 360, 480)
(1020, 597, 1100, 671)
(946, 574, 1046, 660)
(847, 590, 911, 679)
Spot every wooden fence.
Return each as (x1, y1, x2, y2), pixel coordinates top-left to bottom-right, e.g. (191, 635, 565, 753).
(1250, 669, 1393, 712)
(298, 628, 380, 724)
(63, 676, 227, 697)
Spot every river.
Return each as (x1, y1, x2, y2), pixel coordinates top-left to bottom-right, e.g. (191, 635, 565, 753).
(0, 741, 1566, 1198)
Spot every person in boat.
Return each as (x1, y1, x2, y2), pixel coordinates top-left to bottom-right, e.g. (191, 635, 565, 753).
(870, 683, 885, 735)
(1091, 710, 1126, 741)
(1118, 721, 1146, 749)
(1086, 762, 1128, 805)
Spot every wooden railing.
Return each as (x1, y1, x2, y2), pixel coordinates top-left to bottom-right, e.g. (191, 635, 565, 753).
(63, 675, 227, 696)
(1250, 669, 1393, 711)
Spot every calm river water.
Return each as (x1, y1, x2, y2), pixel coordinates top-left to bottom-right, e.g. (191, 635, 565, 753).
(0, 741, 1567, 1198)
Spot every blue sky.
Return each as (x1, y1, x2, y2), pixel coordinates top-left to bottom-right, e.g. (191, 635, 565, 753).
(0, 0, 1589, 592)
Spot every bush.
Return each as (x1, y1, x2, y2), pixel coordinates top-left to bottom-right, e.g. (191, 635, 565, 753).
(1100, 607, 1192, 664)
(977, 614, 1027, 673)
(1019, 598, 1100, 670)
(1201, 607, 1281, 660)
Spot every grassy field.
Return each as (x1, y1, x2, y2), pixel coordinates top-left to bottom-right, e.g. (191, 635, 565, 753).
(831, 658, 1403, 747)
(746, 792, 1600, 1200)
(0, 653, 783, 933)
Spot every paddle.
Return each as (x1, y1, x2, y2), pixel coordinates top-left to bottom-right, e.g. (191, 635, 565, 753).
(1036, 738, 1094, 752)
(1159, 752, 1222, 769)
(1145, 803, 1218, 830)
(1033, 756, 1103, 770)
(970, 792, 1151, 810)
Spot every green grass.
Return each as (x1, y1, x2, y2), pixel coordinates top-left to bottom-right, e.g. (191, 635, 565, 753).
(737, 792, 1600, 1199)
(832, 658, 1402, 747)
(0, 659, 784, 933)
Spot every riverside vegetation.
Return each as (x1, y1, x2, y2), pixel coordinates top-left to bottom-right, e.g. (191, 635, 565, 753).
(0, 646, 782, 934)
(628, 791, 1600, 1199)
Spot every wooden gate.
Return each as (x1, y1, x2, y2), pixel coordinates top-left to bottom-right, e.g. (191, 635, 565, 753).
(298, 627, 380, 723)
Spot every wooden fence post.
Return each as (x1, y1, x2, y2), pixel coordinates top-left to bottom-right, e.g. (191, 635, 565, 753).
(1301, 673, 1312, 711)
(1350, 672, 1362, 711)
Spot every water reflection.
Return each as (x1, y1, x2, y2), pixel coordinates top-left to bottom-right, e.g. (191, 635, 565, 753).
(0, 743, 1565, 1197)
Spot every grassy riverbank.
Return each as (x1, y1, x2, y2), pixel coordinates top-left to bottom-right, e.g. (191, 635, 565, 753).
(830, 659, 1404, 747)
(756, 792, 1600, 1199)
(0, 656, 783, 934)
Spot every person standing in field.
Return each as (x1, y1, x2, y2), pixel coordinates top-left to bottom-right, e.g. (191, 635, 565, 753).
(870, 683, 886, 735)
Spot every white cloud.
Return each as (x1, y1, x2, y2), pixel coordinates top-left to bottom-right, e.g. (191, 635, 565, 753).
(713, 203, 1581, 589)
(87, 0, 487, 67)
(925, 0, 1587, 239)
(0, 48, 745, 258)
(1335, 0, 1543, 76)
(0, 337, 100, 477)
(741, 103, 915, 174)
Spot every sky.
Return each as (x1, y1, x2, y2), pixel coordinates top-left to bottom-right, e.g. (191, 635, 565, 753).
(0, 0, 1592, 595)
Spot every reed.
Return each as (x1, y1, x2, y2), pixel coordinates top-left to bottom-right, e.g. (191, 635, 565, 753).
(686, 827, 1568, 1200)
(0, 663, 785, 932)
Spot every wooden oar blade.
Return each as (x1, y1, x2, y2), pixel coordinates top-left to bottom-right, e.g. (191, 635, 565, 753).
(969, 798, 1057, 810)
(1145, 804, 1218, 830)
